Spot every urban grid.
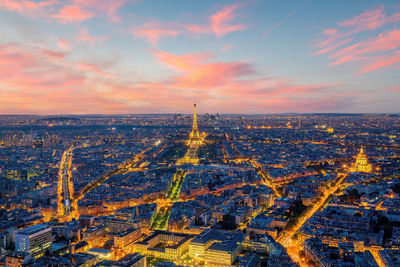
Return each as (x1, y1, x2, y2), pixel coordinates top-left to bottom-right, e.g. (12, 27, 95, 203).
(1, 0, 400, 267)
(1, 107, 400, 266)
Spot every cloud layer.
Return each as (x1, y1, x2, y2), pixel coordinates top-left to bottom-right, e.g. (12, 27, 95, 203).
(132, 3, 245, 45)
(314, 5, 400, 74)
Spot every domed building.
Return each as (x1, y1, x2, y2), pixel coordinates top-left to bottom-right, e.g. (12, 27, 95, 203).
(349, 146, 372, 173)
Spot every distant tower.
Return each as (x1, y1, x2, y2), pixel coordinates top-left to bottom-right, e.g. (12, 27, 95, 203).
(349, 146, 373, 173)
(189, 104, 200, 141)
(298, 118, 302, 129)
(178, 104, 203, 165)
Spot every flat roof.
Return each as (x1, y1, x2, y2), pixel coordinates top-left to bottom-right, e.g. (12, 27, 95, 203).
(88, 248, 113, 254)
(17, 224, 50, 236)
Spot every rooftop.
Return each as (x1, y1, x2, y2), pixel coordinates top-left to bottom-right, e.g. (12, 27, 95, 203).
(17, 224, 50, 236)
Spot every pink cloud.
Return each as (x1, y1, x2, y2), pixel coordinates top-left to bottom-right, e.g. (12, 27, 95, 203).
(70, 0, 126, 22)
(338, 6, 400, 32)
(76, 28, 109, 45)
(0, 43, 129, 114)
(0, 0, 127, 23)
(51, 5, 95, 23)
(322, 28, 338, 35)
(153, 50, 254, 89)
(313, 38, 353, 56)
(181, 24, 210, 35)
(221, 44, 233, 52)
(0, 44, 80, 93)
(131, 3, 245, 44)
(0, 41, 352, 114)
(132, 22, 182, 45)
(355, 51, 400, 74)
(314, 6, 400, 49)
(313, 5, 400, 74)
(209, 3, 245, 37)
(329, 28, 400, 65)
(0, 0, 58, 17)
(146, 49, 350, 113)
(389, 86, 400, 91)
(57, 38, 71, 50)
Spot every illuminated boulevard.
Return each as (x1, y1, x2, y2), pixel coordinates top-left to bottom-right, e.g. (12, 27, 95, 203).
(279, 172, 349, 266)
(57, 146, 76, 220)
(2, 111, 400, 267)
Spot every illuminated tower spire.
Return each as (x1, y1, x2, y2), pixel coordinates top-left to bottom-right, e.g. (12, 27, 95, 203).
(190, 103, 200, 140)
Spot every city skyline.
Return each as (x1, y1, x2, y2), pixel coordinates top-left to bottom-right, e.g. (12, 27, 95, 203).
(1, 0, 400, 114)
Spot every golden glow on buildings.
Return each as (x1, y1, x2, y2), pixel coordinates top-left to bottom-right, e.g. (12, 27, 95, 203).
(177, 104, 205, 165)
(189, 104, 200, 143)
(349, 147, 373, 173)
(57, 146, 78, 220)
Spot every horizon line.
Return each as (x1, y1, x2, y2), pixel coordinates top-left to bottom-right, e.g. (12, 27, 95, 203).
(1, 112, 400, 116)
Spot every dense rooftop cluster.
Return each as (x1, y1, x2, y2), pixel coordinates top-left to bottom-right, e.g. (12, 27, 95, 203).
(0, 113, 400, 266)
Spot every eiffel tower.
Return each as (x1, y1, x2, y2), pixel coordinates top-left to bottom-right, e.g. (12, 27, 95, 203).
(189, 104, 200, 143)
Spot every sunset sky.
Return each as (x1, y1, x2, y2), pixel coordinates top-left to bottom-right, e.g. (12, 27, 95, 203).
(1, 0, 400, 114)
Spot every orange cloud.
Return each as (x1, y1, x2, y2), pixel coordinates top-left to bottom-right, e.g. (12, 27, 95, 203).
(0, 43, 128, 114)
(147, 49, 350, 113)
(153, 50, 254, 89)
(0, 41, 351, 114)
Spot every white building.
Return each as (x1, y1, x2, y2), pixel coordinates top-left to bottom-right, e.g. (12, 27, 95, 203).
(15, 224, 52, 258)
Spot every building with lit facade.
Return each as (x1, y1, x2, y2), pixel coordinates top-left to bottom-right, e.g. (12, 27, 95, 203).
(189, 229, 247, 266)
(349, 147, 373, 173)
(87, 248, 114, 260)
(5, 252, 33, 267)
(15, 224, 52, 258)
(82, 225, 107, 247)
(132, 231, 194, 260)
(114, 227, 142, 250)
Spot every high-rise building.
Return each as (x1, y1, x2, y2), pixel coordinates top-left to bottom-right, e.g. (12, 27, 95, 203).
(15, 224, 52, 258)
